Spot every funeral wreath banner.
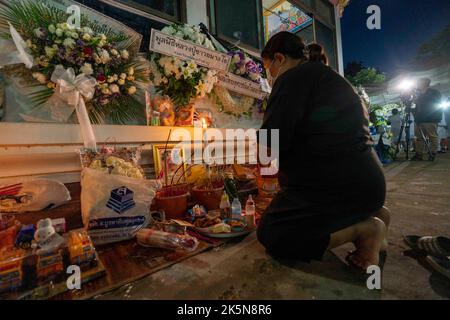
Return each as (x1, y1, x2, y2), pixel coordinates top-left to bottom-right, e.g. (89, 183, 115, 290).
(150, 29, 231, 71)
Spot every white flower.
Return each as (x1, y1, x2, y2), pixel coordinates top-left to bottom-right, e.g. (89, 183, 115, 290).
(32, 72, 47, 84)
(82, 33, 92, 41)
(128, 67, 135, 76)
(110, 84, 120, 93)
(118, 79, 125, 86)
(181, 66, 193, 79)
(162, 26, 176, 35)
(99, 50, 111, 64)
(233, 54, 241, 63)
(55, 29, 63, 37)
(128, 86, 137, 95)
(63, 38, 76, 48)
(111, 49, 119, 56)
(121, 50, 129, 60)
(107, 76, 115, 83)
(60, 22, 74, 30)
(25, 39, 32, 48)
(195, 80, 206, 98)
(102, 88, 111, 96)
(48, 24, 56, 34)
(100, 34, 107, 41)
(34, 28, 46, 39)
(187, 61, 198, 71)
(70, 32, 79, 39)
(120, 73, 127, 80)
(80, 63, 94, 76)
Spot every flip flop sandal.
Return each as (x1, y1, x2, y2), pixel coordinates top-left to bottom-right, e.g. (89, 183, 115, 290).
(426, 256, 450, 280)
(404, 235, 450, 258)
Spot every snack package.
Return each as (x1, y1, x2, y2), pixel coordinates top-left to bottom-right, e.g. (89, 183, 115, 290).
(136, 229, 199, 252)
(0, 179, 71, 213)
(81, 168, 161, 245)
(0, 218, 21, 251)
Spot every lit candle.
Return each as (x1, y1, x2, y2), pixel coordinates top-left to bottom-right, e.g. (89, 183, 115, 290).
(201, 117, 208, 129)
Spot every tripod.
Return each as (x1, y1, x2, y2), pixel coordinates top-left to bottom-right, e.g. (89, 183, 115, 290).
(394, 100, 434, 161)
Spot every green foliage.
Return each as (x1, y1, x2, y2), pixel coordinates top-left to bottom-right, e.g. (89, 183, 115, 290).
(0, 0, 127, 44)
(413, 23, 450, 68)
(369, 103, 400, 128)
(347, 68, 386, 87)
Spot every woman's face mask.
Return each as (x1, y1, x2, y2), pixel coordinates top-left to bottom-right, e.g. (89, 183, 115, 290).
(265, 56, 285, 87)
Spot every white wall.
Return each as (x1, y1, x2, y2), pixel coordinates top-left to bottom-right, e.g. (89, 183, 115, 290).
(334, 6, 345, 76)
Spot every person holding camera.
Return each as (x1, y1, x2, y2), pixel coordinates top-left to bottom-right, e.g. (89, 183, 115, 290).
(411, 78, 442, 161)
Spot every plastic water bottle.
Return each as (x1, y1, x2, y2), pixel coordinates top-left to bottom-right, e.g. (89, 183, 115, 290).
(245, 195, 255, 216)
(231, 198, 242, 221)
(244, 195, 256, 229)
(220, 192, 231, 219)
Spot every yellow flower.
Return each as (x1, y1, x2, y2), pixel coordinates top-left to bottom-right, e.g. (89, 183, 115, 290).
(47, 82, 56, 89)
(128, 86, 137, 95)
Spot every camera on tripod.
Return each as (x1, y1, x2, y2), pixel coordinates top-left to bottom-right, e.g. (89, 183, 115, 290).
(393, 78, 435, 161)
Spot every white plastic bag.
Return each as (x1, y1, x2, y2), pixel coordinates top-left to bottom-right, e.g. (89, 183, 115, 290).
(0, 179, 71, 213)
(81, 168, 161, 245)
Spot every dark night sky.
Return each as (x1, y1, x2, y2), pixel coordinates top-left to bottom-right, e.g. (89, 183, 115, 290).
(341, 0, 450, 76)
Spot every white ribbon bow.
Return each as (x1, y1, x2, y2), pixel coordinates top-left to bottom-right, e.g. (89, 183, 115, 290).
(51, 66, 98, 149)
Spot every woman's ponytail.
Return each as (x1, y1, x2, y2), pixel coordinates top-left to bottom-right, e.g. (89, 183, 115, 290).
(307, 44, 328, 65)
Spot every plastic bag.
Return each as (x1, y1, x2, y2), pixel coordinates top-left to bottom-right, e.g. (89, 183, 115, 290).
(81, 167, 161, 245)
(0, 179, 71, 213)
(136, 229, 199, 252)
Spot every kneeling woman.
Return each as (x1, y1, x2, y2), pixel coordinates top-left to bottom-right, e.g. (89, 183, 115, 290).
(257, 32, 390, 269)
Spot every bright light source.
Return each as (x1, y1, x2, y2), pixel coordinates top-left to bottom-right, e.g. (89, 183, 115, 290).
(439, 101, 450, 110)
(398, 79, 415, 92)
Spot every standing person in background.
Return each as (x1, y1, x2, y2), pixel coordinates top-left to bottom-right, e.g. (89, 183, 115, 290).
(411, 78, 442, 161)
(307, 43, 328, 65)
(388, 108, 403, 148)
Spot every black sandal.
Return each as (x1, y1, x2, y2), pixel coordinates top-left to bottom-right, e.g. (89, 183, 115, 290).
(404, 235, 450, 258)
(426, 256, 450, 280)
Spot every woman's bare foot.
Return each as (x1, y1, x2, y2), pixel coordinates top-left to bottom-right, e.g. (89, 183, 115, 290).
(347, 217, 387, 270)
(375, 207, 391, 252)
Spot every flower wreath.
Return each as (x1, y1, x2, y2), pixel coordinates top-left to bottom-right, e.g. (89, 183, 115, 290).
(213, 50, 265, 118)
